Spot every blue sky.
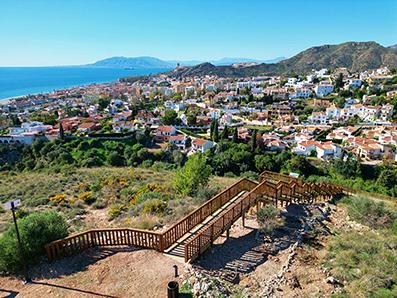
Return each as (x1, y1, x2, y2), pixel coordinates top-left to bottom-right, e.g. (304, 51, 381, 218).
(0, 0, 396, 66)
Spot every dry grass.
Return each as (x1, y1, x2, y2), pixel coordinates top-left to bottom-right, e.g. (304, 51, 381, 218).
(0, 167, 239, 234)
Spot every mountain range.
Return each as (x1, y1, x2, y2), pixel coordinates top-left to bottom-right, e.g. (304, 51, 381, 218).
(88, 56, 285, 69)
(169, 41, 397, 78)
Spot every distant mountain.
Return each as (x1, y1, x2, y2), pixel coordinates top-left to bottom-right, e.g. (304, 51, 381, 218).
(389, 44, 397, 51)
(210, 57, 285, 65)
(88, 56, 285, 69)
(88, 56, 175, 69)
(170, 41, 397, 78)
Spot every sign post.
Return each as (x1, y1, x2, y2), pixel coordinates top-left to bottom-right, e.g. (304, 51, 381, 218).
(3, 199, 31, 283)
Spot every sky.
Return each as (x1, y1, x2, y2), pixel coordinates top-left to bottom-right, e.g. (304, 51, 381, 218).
(0, 0, 396, 67)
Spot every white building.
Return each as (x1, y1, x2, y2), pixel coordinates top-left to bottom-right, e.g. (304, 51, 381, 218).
(192, 138, 214, 153)
(346, 79, 362, 89)
(289, 88, 312, 99)
(314, 82, 334, 97)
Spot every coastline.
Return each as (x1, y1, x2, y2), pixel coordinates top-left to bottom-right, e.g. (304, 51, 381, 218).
(0, 67, 170, 104)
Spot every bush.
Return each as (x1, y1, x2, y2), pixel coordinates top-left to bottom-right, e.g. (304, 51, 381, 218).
(241, 171, 259, 181)
(0, 210, 68, 274)
(194, 186, 220, 204)
(142, 199, 167, 215)
(108, 204, 124, 220)
(77, 191, 96, 205)
(340, 196, 397, 229)
(92, 199, 107, 209)
(257, 205, 281, 234)
(326, 230, 397, 297)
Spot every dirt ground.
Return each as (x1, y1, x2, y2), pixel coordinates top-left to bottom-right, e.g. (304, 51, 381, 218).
(0, 248, 186, 298)
(1, 202, 348, 298)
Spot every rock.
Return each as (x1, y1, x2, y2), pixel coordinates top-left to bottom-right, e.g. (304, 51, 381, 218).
(193, 282, 201, 295)
(326, 276, 339, 285)
(201, 281, 210, 292)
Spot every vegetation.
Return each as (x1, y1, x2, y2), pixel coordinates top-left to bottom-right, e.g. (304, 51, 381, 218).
(257, 205, 281, 234)
(325, 196, 397, 297)
(171, 42, 397, 77)
(0, 167, 235, 235)
(0, 210, 68, 274)
(173, 153, 211, 196)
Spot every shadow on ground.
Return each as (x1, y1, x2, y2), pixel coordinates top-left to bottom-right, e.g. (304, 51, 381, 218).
(0, 288, 19, 298)
(30, 281, 118, 298)
(30, 246, 141, 280)
(193, 203, 328, 279)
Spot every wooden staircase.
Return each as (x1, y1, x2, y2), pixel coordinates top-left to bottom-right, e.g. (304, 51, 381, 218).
(44, 171, 344, 263)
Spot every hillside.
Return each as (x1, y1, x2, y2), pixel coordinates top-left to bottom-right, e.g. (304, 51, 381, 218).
(170, 41, 397, 78)
(88, 56, 175, 69)
(88, 56, 285, 69)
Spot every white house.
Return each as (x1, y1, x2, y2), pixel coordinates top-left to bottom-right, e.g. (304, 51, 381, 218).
(326, 105, 341, 119)
(294, 140, 317, 156)
(289, 88, 312, 99)
(315, 142, 342, 161)
(192, 138, 214, 153)
(169, 134, 186, 149)
(308, 112, 328, 124)
(314, 82, 334, 97)
(156, 126, 177, 140)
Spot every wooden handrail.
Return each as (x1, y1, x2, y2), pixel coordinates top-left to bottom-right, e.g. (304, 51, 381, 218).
(184, 173, 344, 262)
(45, 171, 346, 262)
(45, 178, 259, 261)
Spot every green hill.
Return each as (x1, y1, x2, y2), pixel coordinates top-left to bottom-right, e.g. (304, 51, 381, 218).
(171, 41, 397, 78)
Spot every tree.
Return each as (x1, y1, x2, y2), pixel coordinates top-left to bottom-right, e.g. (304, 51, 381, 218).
(107, 151, 125, 166)
(97, 96, 111, 111)
(161, 110, 180, 125)
(255, 154, 278, 172)
(212, 119, 219, 142)
(250, 129, 257, 152)
(173, 154, 211, 196)
(333, 154, 361, 178)
(59, 122, 65, 140)
(335, 73, 344, 90)
(221, 125, 229, 140)
(210, 118, 216, 139)
(185, 137, 192, 148)
(187, 113, 197, 126)
(286, 155, 315, 176)
(232, 128, 239, 143)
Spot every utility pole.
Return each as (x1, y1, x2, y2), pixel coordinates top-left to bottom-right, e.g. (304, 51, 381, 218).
(4, 199, 31, 283)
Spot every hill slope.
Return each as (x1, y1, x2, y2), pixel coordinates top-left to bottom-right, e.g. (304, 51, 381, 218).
(89, 56, 175, 69)
(171, 41, 397, 78)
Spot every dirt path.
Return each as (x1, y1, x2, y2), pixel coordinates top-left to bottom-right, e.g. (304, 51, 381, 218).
(0, 248, 186, 298)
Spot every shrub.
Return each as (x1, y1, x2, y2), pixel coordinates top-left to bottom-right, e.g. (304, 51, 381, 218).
(77, 191, 96, 205)
(257, 205, 281, 234)
(130, 214, 160, 230)
(194, 186, 220, 204)
(340, 196, 397, 229)
(241, 171, 259, 180)
(92, 199, 107, 209)
(49, 193, 67, 205)
(325, 230, 397, 297)
(106, 151, 125, 166)
(108, 204, 124, 220)
(0, 210, 68, 274)
(142, 199, 167, 215)
(141, 160, 153, 168)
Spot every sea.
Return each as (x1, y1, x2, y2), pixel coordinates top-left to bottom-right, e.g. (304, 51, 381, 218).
(0, 67, 171, 101)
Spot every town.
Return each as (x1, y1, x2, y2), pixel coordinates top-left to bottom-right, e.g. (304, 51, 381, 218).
(1, 65, 397, 164)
